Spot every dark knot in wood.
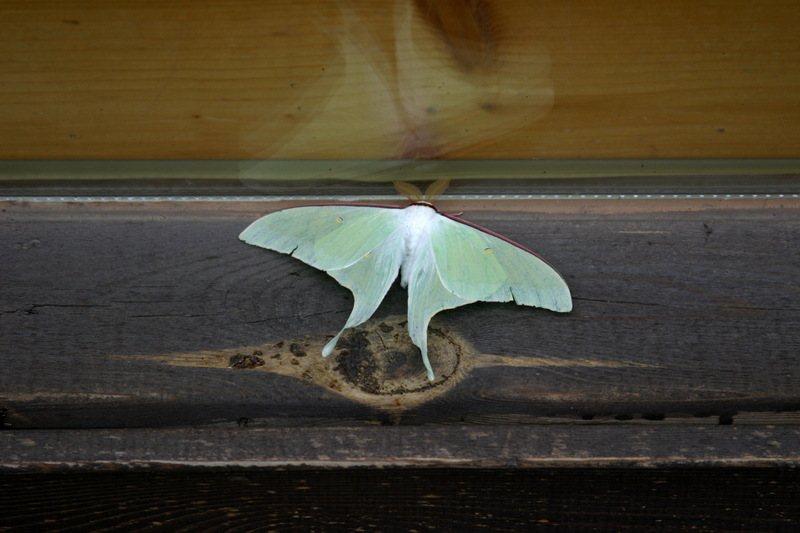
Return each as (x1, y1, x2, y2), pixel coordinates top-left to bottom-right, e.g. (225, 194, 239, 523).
(331, 316, 461, 394)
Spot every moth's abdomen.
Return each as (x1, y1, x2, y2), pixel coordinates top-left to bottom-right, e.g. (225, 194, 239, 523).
(398, 204, 437, 287)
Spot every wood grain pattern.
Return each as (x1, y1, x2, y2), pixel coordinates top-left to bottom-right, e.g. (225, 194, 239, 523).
(3, 426, 800, 469)
(3, 467, 798, 531)
(1, 199, 798, 429)
(1, 0, 799, 159)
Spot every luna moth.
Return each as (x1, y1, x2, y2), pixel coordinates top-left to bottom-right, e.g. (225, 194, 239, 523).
(240, 179, 572, 381)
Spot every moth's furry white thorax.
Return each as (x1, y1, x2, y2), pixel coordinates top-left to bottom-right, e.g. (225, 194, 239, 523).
(399, 204, 438, 288)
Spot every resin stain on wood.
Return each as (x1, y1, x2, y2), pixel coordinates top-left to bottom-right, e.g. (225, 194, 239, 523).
(123, 314, 649, 413)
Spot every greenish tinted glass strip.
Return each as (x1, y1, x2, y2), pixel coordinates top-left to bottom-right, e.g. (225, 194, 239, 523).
(1, 160, 799, 200)
(1, 159, 799, 181)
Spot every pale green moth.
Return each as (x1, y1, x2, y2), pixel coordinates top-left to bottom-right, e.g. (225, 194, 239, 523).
(240, 179, 572, 381)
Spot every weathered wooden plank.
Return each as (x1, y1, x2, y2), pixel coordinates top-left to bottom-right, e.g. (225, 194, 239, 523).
(2, 426, 800, 469)
(2, 466, 798, 531)
(1, 199, 799, 428)
(1, 0, 799, 159)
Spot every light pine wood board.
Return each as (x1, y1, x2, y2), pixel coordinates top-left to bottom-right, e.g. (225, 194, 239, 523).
(1, 0, 799, 159)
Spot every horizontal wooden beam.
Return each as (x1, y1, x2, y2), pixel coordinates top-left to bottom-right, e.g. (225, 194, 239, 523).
(2, 198, 798, 430)
(3, 461, 798, 531)
(2, 0, 799, 159)
(2, 426, 800, 470)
